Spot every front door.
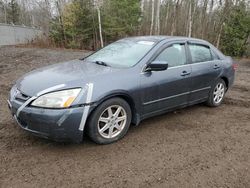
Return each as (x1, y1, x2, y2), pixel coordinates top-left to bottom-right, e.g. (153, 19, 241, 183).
(140, 42, 192, 117)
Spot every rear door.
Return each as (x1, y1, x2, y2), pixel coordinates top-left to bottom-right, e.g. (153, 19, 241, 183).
(140, 42, 192, 116)
(187, 42, 222, 103)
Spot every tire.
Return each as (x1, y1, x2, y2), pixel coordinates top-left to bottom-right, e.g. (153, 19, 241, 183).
(87, 97, 132, 144)
(206, 79, 226, 107)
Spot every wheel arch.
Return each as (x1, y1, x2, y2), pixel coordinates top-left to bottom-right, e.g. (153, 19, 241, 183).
(220, 76, 229, 90)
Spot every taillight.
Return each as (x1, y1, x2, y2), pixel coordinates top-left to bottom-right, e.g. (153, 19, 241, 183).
(232, 63, 238, 71)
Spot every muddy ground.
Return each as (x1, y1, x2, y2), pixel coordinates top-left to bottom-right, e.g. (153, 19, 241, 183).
(0, 46, 250, 188)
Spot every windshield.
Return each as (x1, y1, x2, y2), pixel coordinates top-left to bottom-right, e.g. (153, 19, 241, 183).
(85, 39, 155, 68)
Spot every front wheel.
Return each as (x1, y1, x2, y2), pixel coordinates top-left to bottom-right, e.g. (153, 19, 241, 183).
(206, 79, 226, 107)
(87, 97, 132, 144)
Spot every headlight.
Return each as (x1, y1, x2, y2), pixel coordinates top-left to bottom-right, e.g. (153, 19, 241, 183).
(31, 88, 81, 108)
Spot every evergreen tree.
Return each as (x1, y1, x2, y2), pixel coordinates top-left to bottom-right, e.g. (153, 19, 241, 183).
(7, 0, 20, 24)
(50, 0, 141, 50)
(221, 2, 250, 57)
(102, 0, 141, 42)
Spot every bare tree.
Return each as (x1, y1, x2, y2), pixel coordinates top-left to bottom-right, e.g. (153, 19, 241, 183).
(187, 0, 192, 37)
(216, 22, 224, 48)
(141, 0, 145, 13)
(2, 0, 7, 23)
(150, 0, 155, 35)
(171, 0, 180, 36)
(201, 0, 209, 38)
(155, 0, 161, 35)
(94, 0, 103, 48)
(97, 7, 103, 48)
(164, 1, 170, 34)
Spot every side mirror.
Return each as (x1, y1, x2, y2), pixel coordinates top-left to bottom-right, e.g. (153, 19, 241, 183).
(145, 61, 168, 72)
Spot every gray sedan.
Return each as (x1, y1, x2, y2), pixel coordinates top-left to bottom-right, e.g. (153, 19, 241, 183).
(8, 36, 236, 144)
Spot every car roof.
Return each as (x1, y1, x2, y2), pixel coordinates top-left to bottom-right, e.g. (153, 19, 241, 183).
(123, 35, 225, 59)
(124, 35, 209, 44)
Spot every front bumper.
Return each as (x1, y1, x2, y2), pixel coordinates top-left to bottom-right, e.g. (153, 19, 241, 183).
(8, 99, 86, 143)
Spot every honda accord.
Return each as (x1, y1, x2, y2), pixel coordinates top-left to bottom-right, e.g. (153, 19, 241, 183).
(8, 36, 236, 144)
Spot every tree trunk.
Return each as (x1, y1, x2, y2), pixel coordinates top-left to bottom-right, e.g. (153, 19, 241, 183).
(216, 22, 224, 48)
(209, 0, 214, 19)
(155, 0, 160, 35)
(3, 3, 7, 23)
(140, 0, 145, 13)
(164, 2, 170, 34)
(138, 0, 145, 35)
(201, 0, 208, 39)
(171, 0, 179, 36)
(191, 0, 197, 37)
(150, 0, 155, 35)
(97, 7, 104, 48)
(187, 0, 192, 37)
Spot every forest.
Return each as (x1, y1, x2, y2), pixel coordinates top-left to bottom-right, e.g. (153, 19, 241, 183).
(0, 0, 249, 56)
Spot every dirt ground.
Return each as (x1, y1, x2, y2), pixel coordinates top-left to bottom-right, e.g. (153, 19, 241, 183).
(0, 46, 250, 188)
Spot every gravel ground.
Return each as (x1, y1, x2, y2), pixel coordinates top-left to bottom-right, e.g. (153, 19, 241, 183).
(0, 46, 250, 188)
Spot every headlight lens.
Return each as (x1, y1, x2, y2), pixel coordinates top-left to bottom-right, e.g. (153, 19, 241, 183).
(31, 88, 81, 108)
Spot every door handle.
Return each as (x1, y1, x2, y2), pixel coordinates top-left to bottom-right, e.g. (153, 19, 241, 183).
(213, 64, 220, 69)
(181, 70, 191, 76)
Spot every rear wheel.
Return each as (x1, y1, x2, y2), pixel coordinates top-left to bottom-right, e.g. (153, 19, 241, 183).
(87, 98, 131, 144)
(206, 79, 226, 107)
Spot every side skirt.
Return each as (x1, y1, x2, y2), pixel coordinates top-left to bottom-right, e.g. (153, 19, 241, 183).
(138, 97, 208, 124)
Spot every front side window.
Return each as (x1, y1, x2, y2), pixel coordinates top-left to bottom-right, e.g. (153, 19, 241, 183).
(85, 40, 155, 68)
(188, 44, 213, 63)
(154, 44, 186, 67)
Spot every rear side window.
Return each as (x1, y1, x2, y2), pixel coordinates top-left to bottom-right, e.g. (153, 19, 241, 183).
(188, 44, 212, 63)
(211, 49, 220, 60)
(155, 44, 186, 67)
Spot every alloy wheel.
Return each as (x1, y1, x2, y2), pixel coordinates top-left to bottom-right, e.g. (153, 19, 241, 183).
(213, 83, 225, 104)
(97, 105, 127, 139)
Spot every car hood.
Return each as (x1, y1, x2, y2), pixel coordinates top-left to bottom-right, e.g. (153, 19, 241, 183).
(16, 59, 117, 96)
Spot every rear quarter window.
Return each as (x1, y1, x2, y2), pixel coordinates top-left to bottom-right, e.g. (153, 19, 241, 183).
(211, 49, 220, 60)
(188, 44, 213, 63)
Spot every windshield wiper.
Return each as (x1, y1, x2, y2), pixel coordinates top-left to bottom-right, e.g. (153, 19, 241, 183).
(94, 61, 110, 67)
